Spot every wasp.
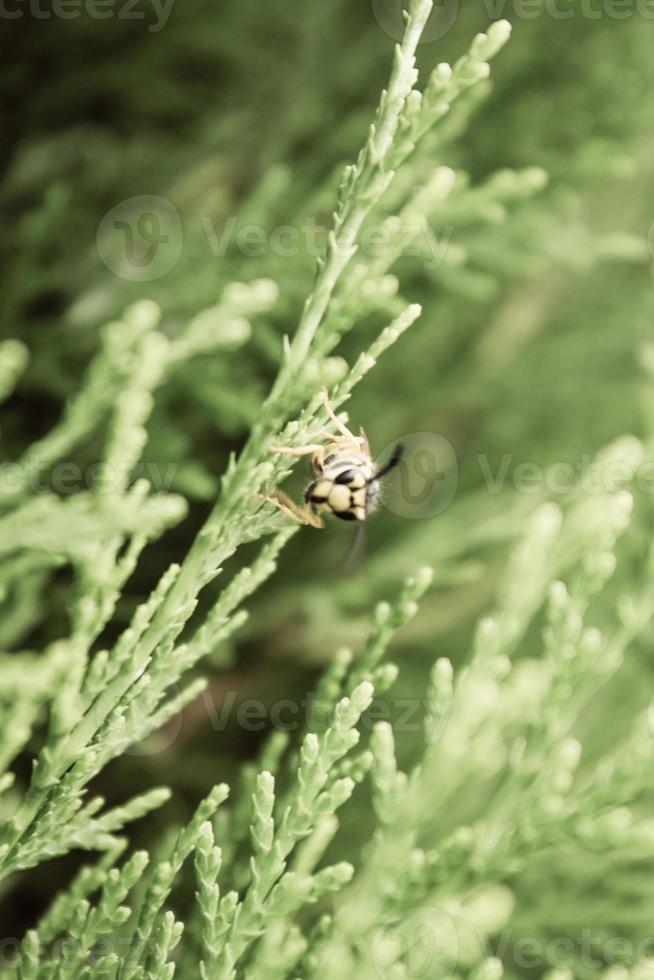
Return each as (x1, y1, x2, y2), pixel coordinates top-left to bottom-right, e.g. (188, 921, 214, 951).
(261, 390, 403, 528)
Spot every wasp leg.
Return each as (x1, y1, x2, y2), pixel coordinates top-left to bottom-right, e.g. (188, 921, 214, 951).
(269, 443, 324, 457)
(322, 388, 359, 443)
(258, 490, 324, 529)
(304, 508, 324, 529)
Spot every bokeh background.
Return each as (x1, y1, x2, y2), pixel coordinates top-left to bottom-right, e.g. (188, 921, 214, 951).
(2, 0, 654, 969)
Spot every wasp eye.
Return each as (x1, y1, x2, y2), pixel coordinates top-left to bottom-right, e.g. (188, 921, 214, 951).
(334, 468, 357, 485)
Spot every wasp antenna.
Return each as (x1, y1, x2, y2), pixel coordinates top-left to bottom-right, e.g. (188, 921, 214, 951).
(370, 442, 404, 482)
(343, 520, 367, 574)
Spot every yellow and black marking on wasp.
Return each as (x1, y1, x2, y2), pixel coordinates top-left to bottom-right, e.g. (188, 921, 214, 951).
(260, 390, 403, 529)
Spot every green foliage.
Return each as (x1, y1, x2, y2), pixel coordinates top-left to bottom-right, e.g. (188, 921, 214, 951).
(2, 1, 654, 979)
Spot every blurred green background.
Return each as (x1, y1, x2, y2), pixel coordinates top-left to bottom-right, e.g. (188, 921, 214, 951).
(2, 0, 654, 964)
